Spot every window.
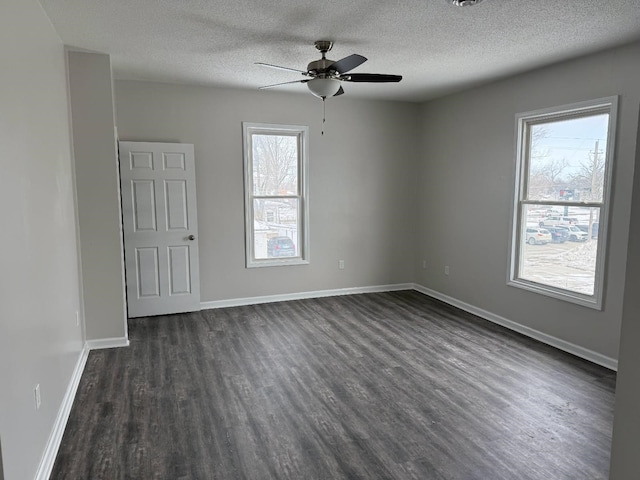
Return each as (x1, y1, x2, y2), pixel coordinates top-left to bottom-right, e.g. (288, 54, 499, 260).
(509, 97, 617, 309)
(243, 123, 309, 267)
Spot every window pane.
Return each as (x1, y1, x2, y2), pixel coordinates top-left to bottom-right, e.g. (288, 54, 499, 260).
(519, 204, 601, 295)
(526, 114, 609, 202)
(253, 198, 299, 260)
(252, 134, 298, 196)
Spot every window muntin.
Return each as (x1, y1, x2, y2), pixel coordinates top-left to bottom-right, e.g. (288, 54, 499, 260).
(243, 123, 309, 267)
(509, 98, 617, 308)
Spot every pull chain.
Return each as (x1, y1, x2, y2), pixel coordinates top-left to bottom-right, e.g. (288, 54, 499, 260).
(321, 97, 326, 136)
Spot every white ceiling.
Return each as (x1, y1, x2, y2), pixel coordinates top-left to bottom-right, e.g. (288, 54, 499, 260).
(40, 0, 640, 102)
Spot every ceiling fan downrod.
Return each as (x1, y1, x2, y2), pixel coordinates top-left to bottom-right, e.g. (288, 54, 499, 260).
(314, 40, 333, 58)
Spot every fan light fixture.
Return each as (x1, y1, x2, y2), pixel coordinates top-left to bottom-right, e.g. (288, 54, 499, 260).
(307, 78, 341, 99)
(448, 0, 484, 5)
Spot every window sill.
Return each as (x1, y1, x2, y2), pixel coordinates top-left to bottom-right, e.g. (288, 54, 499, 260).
(507, 278, 602, 310)
(247, 258, 310, 268)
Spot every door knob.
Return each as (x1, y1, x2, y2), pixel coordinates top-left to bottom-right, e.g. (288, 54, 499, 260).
(188, 235, 195, 241)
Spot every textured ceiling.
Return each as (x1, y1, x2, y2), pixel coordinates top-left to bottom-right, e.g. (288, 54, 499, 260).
(40, 0, 640, 102)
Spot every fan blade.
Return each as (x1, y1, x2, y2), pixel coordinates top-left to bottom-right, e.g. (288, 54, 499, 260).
(333, 86, 345, 97)
(259, 79, 309, 90)
(330, 54, 367, 74)
(341, 73, 402, 83)
(255, 62, 309, 75)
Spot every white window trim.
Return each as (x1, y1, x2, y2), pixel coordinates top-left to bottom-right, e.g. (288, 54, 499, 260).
(242, 122, 310, 268)
(508, 96, 618, 309)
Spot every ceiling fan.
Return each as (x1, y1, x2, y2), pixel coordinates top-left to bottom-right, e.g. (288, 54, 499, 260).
(256, 40, 402, 99)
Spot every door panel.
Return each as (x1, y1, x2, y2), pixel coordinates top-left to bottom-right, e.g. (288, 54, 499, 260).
(165, 180, 188, 230)
(119, 142, 200, 317)
(168, 245, 191, 295)
(136, 247, 160, 297)
(163, 152, 185, 170)
(132, 180, 157, 231)
(131, 151, 153, 170)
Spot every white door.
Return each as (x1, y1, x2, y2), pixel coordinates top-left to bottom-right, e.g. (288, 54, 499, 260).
(119, 142, 200, 318)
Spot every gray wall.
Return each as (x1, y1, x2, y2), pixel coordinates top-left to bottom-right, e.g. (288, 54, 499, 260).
(0, 0, 84, 478)
(0, 438, 3, 480)
(416, 42, 640, 360)
(67, 51, 127, 341)
(114, 81, 420, 302)
(609, 112, 640, 479)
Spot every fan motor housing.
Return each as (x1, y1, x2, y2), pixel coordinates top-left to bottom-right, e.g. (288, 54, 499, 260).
(307, 58, 336, 76)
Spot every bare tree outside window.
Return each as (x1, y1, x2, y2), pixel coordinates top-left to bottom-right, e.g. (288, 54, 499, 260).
(252, 135, 298, 196)
(570, 141, 606, 203)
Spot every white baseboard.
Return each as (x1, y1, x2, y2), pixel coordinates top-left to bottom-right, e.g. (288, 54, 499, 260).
(412, 284, 618, 371)
(85, 336, 130, 350)
(200, 283, 415, 310)
(35, 345, 89, 480)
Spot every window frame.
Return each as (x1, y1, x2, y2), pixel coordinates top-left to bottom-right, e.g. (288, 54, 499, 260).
(508, 97, 618, 309)
(242, 122, 310, 268)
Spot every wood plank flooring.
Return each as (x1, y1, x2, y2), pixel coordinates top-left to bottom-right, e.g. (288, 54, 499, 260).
(51, 291, 616, 479)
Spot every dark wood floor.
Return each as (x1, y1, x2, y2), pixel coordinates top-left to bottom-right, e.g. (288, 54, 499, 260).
(51, 291, 616, 479)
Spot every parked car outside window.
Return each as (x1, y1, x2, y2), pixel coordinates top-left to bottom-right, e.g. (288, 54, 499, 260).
(545, 226, 569, 243)
(267, 236, 296, 257)
(525, 228, 552, 245)
(577, 223, 599, 239)
(539, 216, 578, 227)
(557, 225, 588, 242)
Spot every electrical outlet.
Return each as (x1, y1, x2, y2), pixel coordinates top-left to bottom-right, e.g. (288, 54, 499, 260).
(445, 265, 450, 276)
(75, 310, 80, 327)
(34, 384, 41, 411)
(339, 260, 345, 270)
(422, 260, 427, 269)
